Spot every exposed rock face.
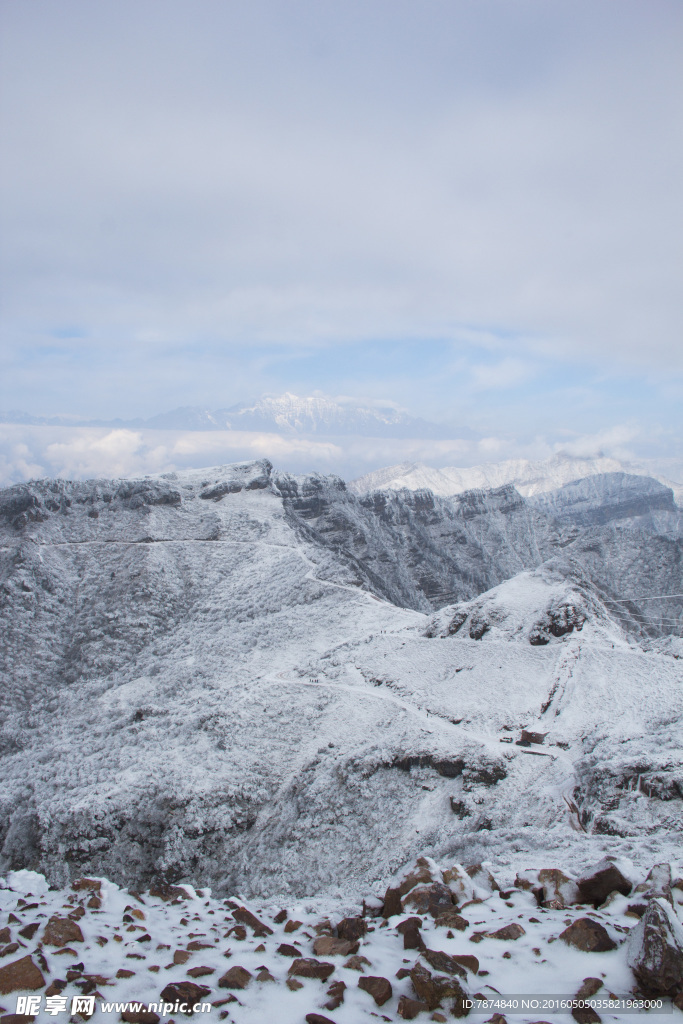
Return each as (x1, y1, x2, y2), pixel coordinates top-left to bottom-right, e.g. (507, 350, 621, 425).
(627, 898, 683, 996)
(560, 918, 617, 953)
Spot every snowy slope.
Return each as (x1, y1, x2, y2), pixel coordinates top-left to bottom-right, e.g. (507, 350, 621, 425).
(0, 461, 681, 901)
(350, 452, 683, 505)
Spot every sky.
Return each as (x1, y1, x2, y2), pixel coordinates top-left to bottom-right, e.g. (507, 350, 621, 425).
(0, 0, 682, 482)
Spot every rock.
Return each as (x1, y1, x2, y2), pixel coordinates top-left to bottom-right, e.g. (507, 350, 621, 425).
(397, 917, 425, 951)
(466, 864, 500, 893)
(398, 994, 429, 1019)
(422, 949, 467, 979)
(284, 919, 302, 933)
(313, 936, 357, 957)
(116, 969, 136, 979)
(382, 887, 403, 918)
(409, 962, 469, 1015)
(577, 861, 632, 907)
(358, 975, 392, 1006)
(186, 941, 214, 951)
(627, 897, 683, 996)
(286, 977, 303, 990)
(451, 955, 479, 975)
(305, 1015, 337, 1024)
(226, 925, 247, 941)
(560, 919, 617, 953)
(187, 966, 214, 978)
(519, 729, 547, 746)
(231, 907, 273, 937)
(0, 946, 19, 959)
(0, 955, 46, 994)
(344, 955, 371, 971)
(324, 979, 346, 1009)
(0, 931, 9, 946)
(397, 857, 439, 896)
(159, 981, 211, 1007)
(218, 965, 252, 989)
(72, 878, 101, 892)
(277, 943, 303, 958)
(121, 1008, 161, 1024)
(485, 1016, 508, 1024)
(288, 958, 335, 982)
(273, 909, 288, 924)
(571, 978, 603, 1024)
(634, 864, 673, 905)
(442, 864, 476, 903)
(173, 951, 192, 965)
(18, 924, 38, 941)
(538, 868, 580, 908)
(42, 916, 84, 946)
(403, 883, 454, 918)
(486, 923, 525, 941)
(148, 884, 191, 902)
(336, 916, 367, 942)
(434, 910, 469, 931)
(256, 969, 275, 982)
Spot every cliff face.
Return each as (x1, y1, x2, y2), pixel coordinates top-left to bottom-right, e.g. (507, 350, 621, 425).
(0, 461, 680, 896)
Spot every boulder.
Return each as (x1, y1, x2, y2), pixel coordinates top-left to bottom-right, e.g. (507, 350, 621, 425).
(218, 965, 252, 989)
(231, 907, 273, 937)
(324, 979, 346, 1010)
(577, 860, 632, 907)
(627, 897, 683, 996)
(538, 868, 580, 908)
(42, 916, 84, 946)
(486, 923, 525, 941)
(159, 981, 211, 1006)
(422, 949, 467, 978)
(403, 882, 454, 918)
(396, 917, 425, 950)
(398, 994, 429, 1019)
(382, 887, 403, 918)
(312, 937, 356, 957)
(442, 864, 476, 903)
(0, 955, 46, 995)
(336, 916, 367, 942)
(559, 918, 617, 953)
(409, 962, 469, 1016)
(397, 857, 439, 896)
(358, 975, 392, 1006)
(288, 958, 335, 982)
(634, 864, 673, 905)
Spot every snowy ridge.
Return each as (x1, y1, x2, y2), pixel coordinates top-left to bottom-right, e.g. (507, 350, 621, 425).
(349, 452, 683, 506)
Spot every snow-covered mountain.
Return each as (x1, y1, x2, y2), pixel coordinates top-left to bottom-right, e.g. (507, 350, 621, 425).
(0, 461, 681, 899)
(350, 452, 683, 506)
(1, 394, 469, 440)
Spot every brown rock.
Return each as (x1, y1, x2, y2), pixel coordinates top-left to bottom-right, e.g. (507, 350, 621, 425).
(187, 966, 214, 978)
(324, 979, 346, 1009)
(0, 930, 9, 946)
(432, 1015, 448, 1023)
(422, 949, 467, 978)
(273, 909, 288, 924)
(288, 958, 335, 982)
(18, 924, 38, 941)
(0, 955, 46, 995)
(577, 861, 632, 907)
(284, 919, 302, 933)
(226, 925, 247, 941)
(560, 918, 617, 953)
(256, 969, 275, 982)
(159, 981, 211, 1012)
(0, 946, 19, 959)
(305, 1015, 337, 1024)
(403, 883, 454, 918)
(398, 993, 429, 1018)
(344, 955, 372, 972)
(571, 978, 603, 1024)
(452, 955, 479, 975)
(42, 916, 84, 946)
(434, 910, 469, 931)
(358, 975, 392, 1006)
(383, 886, 403, 918)
(485, 1016, 508, 1024)
(1, 1016, 37, 1024)
(409, 962, 468, 1014)
(121, 1008, 161, 1024)
(149, 884, 191, 902)
(538, 868, 580, 908)
(627, 897, 683, 996)
(173, 950, 192, 965)
(286, 977, 303, 990)
(186, 940, 214, 951)
(231, 907, 273, 937)
(398, 857, 438, 896)
(312, 937, 356, 957)
(46, 979, 68, 995)
(337, 916, 367, 942)
(72, 878, 101, 893)
(218, 965, 252, 989)
(442, 864, 475, 903)
(486, 923, 525, 941)
(277, 943, 303, 958)
(116, 969, 136, 979)
(634, 864, 673, 905)
(397, 917, 425, 950)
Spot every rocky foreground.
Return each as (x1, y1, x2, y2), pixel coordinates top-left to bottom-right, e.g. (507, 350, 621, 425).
(0, 855, 682, 1023)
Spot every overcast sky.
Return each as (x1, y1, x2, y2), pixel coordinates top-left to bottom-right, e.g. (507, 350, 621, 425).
(0, 0, 682, 480)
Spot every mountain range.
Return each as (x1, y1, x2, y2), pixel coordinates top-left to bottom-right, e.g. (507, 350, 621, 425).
(0, 459, 680, 899)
